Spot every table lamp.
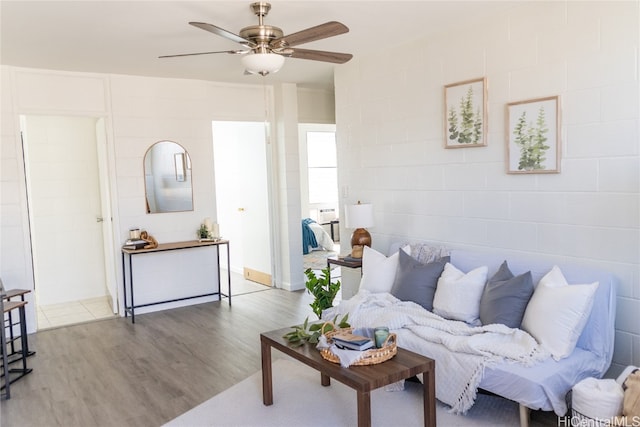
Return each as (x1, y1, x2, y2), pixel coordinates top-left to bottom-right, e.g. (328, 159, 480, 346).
(344, 201, 374, 258)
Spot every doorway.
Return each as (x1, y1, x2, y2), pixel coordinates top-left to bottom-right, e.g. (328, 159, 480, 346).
(21, 115, 117, 329)
(212, 121, 273, 293)
(299, 124, 341, 268)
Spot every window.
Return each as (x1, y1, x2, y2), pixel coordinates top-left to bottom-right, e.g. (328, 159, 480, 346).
(306, 131, 337, 204)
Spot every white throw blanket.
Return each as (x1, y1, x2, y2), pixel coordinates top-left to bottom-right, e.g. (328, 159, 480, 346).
(323, 291, 549, 413)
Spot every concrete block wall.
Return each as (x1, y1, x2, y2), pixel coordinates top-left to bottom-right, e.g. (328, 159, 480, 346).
(334, 1, 639, 373)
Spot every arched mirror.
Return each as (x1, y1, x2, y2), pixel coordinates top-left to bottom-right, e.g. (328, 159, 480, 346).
(144, 141, 193, 213)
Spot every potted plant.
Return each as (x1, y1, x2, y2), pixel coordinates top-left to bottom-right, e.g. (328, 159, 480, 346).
(305, 267, 340, 319)
(197, 224, 210, 240)
(282, 313, 350, 347)
(282, 268, 346, 346)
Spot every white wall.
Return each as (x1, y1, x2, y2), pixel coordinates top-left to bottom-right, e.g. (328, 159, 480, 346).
(1, 66, 334, 329)
(334, 1, 639, 374)
(297, 88, 335, 124)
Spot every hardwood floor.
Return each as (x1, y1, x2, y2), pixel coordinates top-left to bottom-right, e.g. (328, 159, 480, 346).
(1, 288, 316, 427)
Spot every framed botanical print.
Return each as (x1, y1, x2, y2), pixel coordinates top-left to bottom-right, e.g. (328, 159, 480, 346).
(444, 77, 487, 148)
(506, 96, 561, 174)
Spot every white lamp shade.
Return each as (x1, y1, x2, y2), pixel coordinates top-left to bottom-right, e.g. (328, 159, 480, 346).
(241, 53, 285, 75)
(344, 203, 374, 229)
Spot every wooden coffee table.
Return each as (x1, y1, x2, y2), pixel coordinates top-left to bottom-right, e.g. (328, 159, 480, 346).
(260, 326, 436, 427)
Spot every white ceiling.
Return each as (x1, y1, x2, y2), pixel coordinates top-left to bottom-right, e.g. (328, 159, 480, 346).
(0, 1, 516, 90)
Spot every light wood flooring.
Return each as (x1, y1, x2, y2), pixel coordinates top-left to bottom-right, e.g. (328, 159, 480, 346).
(2, 281, 559, 427)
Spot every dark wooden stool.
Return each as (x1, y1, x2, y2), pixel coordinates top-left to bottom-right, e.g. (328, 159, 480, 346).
(1, 286, 34, 399)
(3, 289, 35, 359)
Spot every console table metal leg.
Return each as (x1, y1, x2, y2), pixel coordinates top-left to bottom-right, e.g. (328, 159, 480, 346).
(226, 242, 231, 306)
(216, 246, 221, 299)
(121, 252, 127, 319)
(128, 254, 135, 324)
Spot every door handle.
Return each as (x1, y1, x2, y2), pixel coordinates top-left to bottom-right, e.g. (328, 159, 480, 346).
(96, 217, 104, 222)
(238, 208, 245, 212)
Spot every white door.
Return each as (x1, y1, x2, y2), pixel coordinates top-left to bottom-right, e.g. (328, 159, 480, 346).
(212, 121, 272, 284)
(22, 115, 115, 314)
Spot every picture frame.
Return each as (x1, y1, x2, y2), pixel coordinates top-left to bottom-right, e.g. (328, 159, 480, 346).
(444, 77, 487, 148)
(506, 96, 560, 174)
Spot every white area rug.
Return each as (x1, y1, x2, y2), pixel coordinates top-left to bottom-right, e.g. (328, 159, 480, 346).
(166, 358, 534, 427)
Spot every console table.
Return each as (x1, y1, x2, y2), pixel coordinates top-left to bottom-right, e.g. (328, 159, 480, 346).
(121, 239, 231, 324)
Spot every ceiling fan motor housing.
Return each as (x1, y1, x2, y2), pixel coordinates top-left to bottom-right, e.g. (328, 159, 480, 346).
(239, 26, 284, 48)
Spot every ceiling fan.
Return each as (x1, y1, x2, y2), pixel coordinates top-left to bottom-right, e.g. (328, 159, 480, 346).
(159, 2, 353, 76)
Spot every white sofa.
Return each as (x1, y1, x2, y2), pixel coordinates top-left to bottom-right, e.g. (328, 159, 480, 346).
(450, 249, 616, 426)
(326, 245, 617, 427)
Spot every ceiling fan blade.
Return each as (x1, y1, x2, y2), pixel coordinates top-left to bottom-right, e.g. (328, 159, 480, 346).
(286, 48, 353, 64)
(159, 50, 247, 59)
(273, 21, 349, 48)
(189, 22, 254, 46)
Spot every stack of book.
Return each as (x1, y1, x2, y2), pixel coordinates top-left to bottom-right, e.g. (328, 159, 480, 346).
(122, 239, 147, 250)
(332, 332, 374, 351)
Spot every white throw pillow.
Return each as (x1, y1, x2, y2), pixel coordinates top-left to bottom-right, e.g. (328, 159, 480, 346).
(358, 245, 409, 294)
(521, 265, 599, 361)
(432, 262, 488, 324)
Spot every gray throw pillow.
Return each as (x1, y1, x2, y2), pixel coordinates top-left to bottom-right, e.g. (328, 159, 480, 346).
(479, 261, 534, 329)
(390, 249, 449, 311)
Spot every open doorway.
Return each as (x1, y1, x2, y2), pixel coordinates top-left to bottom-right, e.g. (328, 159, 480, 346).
(212, 121, 273, 295)
(21, 115, 117, 329)
(299, 124, 340, 271)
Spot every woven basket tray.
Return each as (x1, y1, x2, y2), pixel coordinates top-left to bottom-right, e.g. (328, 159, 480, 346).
(319, 322, 397, 366)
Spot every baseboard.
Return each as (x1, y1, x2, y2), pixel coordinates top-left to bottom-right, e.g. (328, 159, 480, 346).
(243, 267, 271, 286)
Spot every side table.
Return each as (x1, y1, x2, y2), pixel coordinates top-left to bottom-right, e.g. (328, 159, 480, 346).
(327, 257, 362, 300)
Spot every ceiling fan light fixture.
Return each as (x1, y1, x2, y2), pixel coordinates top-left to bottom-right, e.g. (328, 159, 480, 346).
(241, 52, 285, 76)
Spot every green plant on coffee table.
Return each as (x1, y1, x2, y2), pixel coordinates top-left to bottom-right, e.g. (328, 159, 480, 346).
(305, 267, 340, 319)
(283, 314, 350, 347)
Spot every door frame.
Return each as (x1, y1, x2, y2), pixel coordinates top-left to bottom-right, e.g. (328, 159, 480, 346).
(212, 120, 274, 284)
(20, 113, 119, 317)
